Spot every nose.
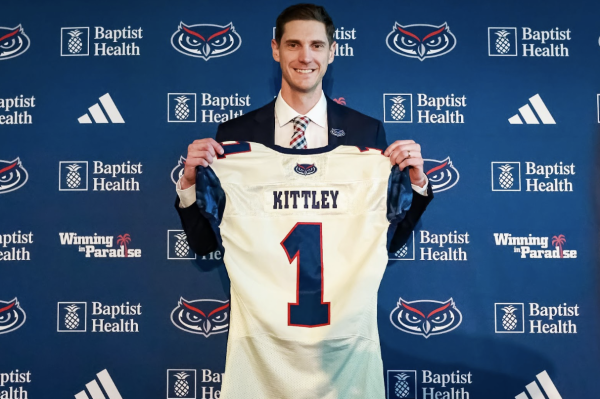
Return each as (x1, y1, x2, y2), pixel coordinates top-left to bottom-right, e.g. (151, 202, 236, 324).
(298, 44, 313, 64)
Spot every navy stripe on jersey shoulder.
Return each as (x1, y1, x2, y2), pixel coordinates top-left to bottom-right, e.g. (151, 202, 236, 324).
(387, 166, 413, 223)
(217, 141, 252, 159)
(195, 167, 225, 247)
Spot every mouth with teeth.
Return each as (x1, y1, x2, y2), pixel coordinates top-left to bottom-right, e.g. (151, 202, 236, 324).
(294, 68, 315, 74)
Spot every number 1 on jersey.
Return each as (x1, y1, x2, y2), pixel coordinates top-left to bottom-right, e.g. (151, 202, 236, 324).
(281, 223, 330, 327)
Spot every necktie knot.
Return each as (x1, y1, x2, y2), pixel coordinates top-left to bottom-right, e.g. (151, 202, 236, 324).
(291, 116, 310, 149)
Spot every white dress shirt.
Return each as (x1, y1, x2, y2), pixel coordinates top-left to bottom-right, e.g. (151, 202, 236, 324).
(177, 90, 427, 207)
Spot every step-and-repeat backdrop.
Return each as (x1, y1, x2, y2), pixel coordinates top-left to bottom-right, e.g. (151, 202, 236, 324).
(3, 0, 599, 397)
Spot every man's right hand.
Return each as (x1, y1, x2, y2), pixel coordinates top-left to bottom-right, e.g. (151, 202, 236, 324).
(181, 138, 224, 189)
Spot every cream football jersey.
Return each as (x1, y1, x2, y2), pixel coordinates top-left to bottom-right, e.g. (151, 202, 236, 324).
(196, 142, 412, 399)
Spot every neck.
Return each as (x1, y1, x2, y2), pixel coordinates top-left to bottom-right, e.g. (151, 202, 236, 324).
(280, 83, 323, 115)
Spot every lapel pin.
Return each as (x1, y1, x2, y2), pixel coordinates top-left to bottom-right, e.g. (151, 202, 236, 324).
(330, 128, 345, 137)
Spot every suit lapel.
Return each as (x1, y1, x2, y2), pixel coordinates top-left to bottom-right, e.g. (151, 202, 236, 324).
(326, 96, 349, 146)
(253, 99, 276, 146)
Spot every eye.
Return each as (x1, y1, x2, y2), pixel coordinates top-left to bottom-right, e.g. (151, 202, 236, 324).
(404, 313, 421, 323)
(400, 37, 417, 47)
(430, 314, 448, 324)
(0, 172, 13, 181)
(426, 37, 442, 46)
(186, 312, 200, 321)
(0, 39, 15, 49)
(211, 37, 228, 47)
(212, 313, 228, 322)
(185, 36, 202, 46)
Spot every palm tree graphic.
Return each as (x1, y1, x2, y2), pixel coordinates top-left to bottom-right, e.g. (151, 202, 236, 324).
(117, 234, 131, 258)
(551, 234, 566, 258)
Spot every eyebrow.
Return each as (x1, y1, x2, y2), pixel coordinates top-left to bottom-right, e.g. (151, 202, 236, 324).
(284, 39, 327, 45)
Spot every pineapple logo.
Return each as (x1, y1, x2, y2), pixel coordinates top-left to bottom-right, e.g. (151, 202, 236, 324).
(494, 303, 524, 333)
(59, 161, 88, 191)
(390, 232, 415, 261)
(64, 305, 80, 329)
(384, 94, 413, 123)
(61, 27, 89, 56)
(498, 164, 514, 189)
(67, 29, 83, 54)
(390, 96, 407, 120)
(168, 93, 197, 122)
(167, 369, 196, 399)
(488, 27, 517, 56)
(491, 162, 521, 191)
(65, 164, 82, 189)
(501, 305, 518, 331)
(174, 96, 191, 120)
(395, 244, 408, 258)
(57, 302, 87, 332)
(174, 233, 190, 258)
(494, 30, 511, 54)
(173, 372, 190, 397)
(168, 230, 196, 259)
(394, 373, 410, 398)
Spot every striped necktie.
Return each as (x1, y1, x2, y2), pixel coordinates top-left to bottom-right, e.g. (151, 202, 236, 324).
(290, 116, 310, 149)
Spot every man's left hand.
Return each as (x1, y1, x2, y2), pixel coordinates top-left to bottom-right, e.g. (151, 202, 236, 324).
(384, 140, 427, 188)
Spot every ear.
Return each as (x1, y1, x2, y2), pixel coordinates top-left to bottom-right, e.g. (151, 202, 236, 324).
(328, 41, 336, 64)
(271, 39, 280, 62)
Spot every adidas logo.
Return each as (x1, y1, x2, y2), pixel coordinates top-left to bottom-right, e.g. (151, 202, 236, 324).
(75, 369, 123, 399)
(78, 93, 125, 124)
(515, 370, 563, 399)
(508, 94, 556, 124)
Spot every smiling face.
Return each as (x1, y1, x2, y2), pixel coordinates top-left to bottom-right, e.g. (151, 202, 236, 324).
(272, 20, 335, 96)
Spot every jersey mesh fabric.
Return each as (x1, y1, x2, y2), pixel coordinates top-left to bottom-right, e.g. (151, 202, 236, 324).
(196, 142, 412, 399)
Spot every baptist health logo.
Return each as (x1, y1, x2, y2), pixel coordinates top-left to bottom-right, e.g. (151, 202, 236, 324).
(168, 230, 195, 260)
(57, 302, 87, 332)
(61, 27, 90, 56)
(390, 232, 415, 261)
(74, 369, 123, 399)
(491, 162, 521, 191)
(494, 303, 525, 333)
(515, 370, 564, 399)
(508, 94, 555, 124)
(167, 370, 197, 399)
(59, 161, 88, 191)
(488, 28, 518, 56)
(168, 94, 197, 122)
(78, 93, 125, 124)
(384, 94, 412, 123)
(387, 370, 417, 399)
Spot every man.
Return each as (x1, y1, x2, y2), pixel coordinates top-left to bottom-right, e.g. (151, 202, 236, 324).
(175, 4, 433, 255)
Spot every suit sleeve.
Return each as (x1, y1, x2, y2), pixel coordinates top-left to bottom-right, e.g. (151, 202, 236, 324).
(173, 127, 227, 256)
(378, 122, 435, 252)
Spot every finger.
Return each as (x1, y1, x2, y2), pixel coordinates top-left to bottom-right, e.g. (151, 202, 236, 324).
(206, 138, 224, 155)
(390, 150, 422, 166)
(187, 150, 215, 163)
(384, 140, 416, 156)
(398, 157, 424, 171)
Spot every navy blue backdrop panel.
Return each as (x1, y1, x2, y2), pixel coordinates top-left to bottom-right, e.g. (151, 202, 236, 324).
(2, 0, 599, 397)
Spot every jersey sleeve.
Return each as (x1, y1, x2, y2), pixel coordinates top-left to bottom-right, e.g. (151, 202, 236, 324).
(195, 166, 226, 246)
(386, 166, 413, 224)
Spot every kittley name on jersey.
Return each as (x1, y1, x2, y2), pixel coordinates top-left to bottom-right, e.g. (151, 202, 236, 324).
(272, 190, 339, 210)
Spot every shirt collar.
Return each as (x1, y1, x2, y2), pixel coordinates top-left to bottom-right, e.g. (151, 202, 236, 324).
(275, 91, 327, 128)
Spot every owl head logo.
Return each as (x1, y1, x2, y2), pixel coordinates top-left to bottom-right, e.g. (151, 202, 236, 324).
(0, 158, 28, 194)
(171, 156, 186, 184)
(386, 23, 456, 61)
(171, 297, 230, 337)
(0, 25, 30, 60)
(0, 298, 26, 334)
(294, 163, 317, 176)
(390, 298, 462, 338)
(171, 22, 242, 60)
(424, 157, 459, 193)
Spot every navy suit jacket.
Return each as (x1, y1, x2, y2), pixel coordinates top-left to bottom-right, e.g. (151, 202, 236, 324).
(175, 96, 433, 255)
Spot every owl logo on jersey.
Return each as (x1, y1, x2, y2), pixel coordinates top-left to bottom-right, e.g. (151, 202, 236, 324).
(171, 22, 242, 60)
(171, 298, 230, 337)
(294, 163, 317, 176)
(424, 157, 459, 193)
(0, 158, 28, 194)
(171, 156, 186, 184)
(386, 23, 456, 61)
(0, 25, 30, 60)
(0, 298, 26, 334)
(390, 298, 462, 338)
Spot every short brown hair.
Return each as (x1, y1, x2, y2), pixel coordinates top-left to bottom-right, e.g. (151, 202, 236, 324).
(275, 3, 335, 46)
